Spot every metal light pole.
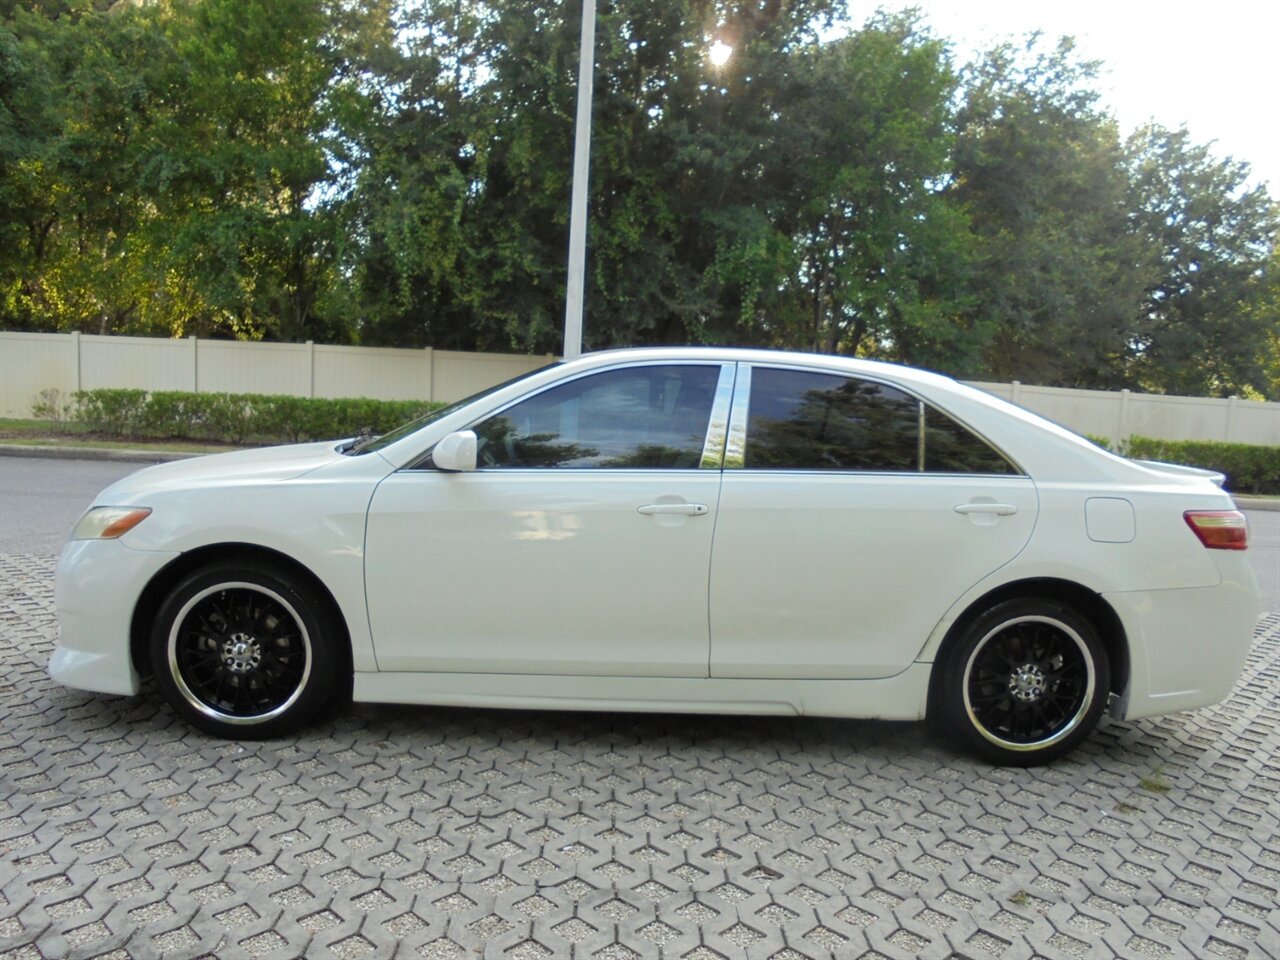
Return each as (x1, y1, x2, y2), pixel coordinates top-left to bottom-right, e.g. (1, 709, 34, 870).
(562, 0, 596, 360)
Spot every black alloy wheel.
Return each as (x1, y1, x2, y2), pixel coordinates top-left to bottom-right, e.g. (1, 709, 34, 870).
(934, 598, 1111, 765)
(151, 560, 342, 738)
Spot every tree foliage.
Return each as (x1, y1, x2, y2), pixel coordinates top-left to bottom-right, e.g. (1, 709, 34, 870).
(1126, 125, 1278, 397)
(1, 1, 1276, 397)
(2, 0, 352, 340)
(951, 37, 1148, 387)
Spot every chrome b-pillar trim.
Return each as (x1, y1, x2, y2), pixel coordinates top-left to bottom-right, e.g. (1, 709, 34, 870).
(699, 364, 737, 469)
(723, 364, 752, 469)
(917, 401, 927, 472)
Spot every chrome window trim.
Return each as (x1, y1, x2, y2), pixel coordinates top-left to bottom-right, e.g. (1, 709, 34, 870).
(717, 469, 1031, 479)
(728, 361, 1027, 477)
(723, 364, 751, 469)
(699, 364, 737, 469)
(916, 401, 927, 472)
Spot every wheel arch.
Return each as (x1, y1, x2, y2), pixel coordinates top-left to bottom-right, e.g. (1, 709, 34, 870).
(130, 542, 353, 687)
(926, 578, 1129, 716)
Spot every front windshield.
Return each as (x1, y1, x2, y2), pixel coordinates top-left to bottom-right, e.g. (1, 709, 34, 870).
(350, 363, 560, 454)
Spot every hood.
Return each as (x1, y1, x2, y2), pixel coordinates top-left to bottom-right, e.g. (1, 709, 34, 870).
(94, 440, 349, 502)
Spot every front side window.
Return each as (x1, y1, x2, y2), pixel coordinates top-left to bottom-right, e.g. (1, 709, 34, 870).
(358, 364, 558, 456)
(744, 367, 1015, 474)
(473, 365, 720, 469)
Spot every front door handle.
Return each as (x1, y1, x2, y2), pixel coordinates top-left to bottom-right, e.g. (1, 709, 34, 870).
(638, 503, 709, 517)
(954, 503, 1018, 516)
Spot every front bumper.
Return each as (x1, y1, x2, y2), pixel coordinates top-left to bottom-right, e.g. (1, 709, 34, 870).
(49, 539, 179, 696)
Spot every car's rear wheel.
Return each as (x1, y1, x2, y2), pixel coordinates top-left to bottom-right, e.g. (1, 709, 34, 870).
(150, 560, 340, 738)
(934, 598, 1110, 765)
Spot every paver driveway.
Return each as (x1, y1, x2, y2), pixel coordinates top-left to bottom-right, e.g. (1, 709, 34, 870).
(1, 554, 1277, 960)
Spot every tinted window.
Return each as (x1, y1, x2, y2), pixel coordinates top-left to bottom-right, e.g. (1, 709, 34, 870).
(364, 364, 559, 456)
(473, 365, 720, 469)
(924, 405, 1016, 474)
(745, 369, 919, 471)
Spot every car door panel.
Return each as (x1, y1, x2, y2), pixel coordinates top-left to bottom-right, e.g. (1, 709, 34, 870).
(364, 362, 732, 678)
(709, 472, 1037, 679)
(366, 471, 722, 676)
(708, 363, 1038, 680)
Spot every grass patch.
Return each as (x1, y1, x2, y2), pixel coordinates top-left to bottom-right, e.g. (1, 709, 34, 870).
(2, 415, 250, 454)
(0, 417, 92, 435)
(0, 419, 244, 455)
(1138, 767, 1173, 793)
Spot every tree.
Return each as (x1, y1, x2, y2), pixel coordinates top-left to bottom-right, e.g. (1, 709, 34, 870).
(346, 0, 842, 353)
(141, 0, 353, 341)
(950, 35, 1149, 388)
(1, 0, 362, 341)
(1126, 125, 1278, 398)
(0, 4, 175, 334)
(3, 0, 1274, 396)
(764, 12, 976, 372)
(1251, 248, 1280, 399)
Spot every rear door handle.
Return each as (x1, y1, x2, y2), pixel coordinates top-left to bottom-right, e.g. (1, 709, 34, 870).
(638, 503, 709, 517)
(954, 503, 1018, 516)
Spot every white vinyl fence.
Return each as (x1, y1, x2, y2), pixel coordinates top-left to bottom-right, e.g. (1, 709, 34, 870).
(965, 380, 1278, 446)
(0, 331, 554, 414)
(1, 331, 1276, 445)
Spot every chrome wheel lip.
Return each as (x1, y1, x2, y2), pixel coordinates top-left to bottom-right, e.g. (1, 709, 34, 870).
(962, 614, 1096, 753)
(167, 581, 312, 726)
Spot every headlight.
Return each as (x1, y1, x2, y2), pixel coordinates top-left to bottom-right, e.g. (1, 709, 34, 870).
(71, 506, 153, 540)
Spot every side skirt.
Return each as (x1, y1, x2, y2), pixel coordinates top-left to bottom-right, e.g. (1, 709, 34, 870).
(353, 663, 932, 721)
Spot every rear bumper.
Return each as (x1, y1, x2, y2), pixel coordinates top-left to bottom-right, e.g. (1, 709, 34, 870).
(49, 539, 179, 696)
(1107, 571, 1260, 721)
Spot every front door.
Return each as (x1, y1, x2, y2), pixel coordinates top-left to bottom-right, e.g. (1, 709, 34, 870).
(365, 362, 731, 677)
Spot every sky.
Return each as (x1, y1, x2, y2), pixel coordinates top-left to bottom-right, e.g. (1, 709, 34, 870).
(844, 0, 1280, 194)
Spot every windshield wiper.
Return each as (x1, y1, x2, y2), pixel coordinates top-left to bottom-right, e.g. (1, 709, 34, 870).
(340, 427, 380, 455)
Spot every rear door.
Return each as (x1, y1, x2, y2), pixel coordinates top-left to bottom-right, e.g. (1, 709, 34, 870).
(709, 364, 1037, 679)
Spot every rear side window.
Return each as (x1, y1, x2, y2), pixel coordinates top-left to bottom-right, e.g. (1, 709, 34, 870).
(745, 367, 1015, 474)
(745, 369, 919, 470)
(924, 405, 1016, 474)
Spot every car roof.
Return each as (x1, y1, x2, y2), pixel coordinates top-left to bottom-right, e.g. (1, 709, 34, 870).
(578, 345, 953, 386)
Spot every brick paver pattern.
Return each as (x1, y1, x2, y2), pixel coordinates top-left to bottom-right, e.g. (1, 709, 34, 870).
(1, 554, 1277, 959)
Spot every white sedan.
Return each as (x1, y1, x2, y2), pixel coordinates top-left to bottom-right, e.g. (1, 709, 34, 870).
(49, 348, 1259, 764)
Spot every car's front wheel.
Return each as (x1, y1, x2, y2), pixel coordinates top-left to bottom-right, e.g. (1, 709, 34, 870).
(933, 598, 1110, 765)
(150, 560, 342, 738)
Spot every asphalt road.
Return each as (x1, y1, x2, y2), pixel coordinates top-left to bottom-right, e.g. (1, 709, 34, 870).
(1253, 507, 1280, 613)
(0, 456, 146, 555)
(0, 453, 1276, 611)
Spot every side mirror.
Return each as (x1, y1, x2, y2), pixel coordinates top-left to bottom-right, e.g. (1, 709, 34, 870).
(431, 430, 478, 472)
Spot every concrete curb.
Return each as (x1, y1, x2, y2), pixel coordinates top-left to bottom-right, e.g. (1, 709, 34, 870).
(2, 442, 1278, 511)
(0, 443, 201, 464)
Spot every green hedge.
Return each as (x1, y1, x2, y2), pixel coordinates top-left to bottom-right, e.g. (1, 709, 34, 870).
(70, 389, 442, 445)
(1123, 436, 1280, 496)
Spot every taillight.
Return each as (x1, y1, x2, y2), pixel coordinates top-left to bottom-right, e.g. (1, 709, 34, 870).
(1183, 511, 1248, 550)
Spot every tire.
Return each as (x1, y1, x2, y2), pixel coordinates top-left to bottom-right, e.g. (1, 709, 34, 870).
(932, 598, 1110, 765)
(150, 559, 342, 739)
